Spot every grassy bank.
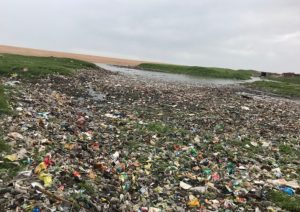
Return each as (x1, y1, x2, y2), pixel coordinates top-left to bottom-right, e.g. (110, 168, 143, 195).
(0, 53, 99, 78)
(0, 54, 99, 113)
(138, 63, 253, 80)
(247, 81, 300, 97)
(268, 75, 300, 84)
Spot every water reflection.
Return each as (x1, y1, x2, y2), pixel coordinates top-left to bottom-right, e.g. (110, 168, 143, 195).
(97, 64, 261, 86)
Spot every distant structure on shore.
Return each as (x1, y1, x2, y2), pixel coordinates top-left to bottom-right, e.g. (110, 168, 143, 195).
(282, 72, 300, 77)
(260, 72, 267, 77)
(260, 71, 300, 77)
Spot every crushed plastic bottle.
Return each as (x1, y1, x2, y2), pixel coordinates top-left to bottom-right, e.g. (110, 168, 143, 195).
(32, 207, 41, 212)
(226, 162, 235, 175)
(278, 186, 295, 196)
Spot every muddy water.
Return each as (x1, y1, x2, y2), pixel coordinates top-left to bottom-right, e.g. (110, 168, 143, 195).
(97, 64, 261, 86)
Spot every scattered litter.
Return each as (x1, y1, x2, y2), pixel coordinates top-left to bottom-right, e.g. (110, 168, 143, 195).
(0, 68, 299, 211)
(180, 181, 192, 190)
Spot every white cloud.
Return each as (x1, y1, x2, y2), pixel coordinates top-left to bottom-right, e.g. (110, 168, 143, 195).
(0, 0, 300, 73)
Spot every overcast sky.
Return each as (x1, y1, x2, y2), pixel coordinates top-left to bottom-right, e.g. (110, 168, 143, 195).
(1, 0, 300, 73)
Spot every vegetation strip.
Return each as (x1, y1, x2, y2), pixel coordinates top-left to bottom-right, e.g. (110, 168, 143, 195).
(138, 63, 254, 80)
(247, 80, 300, 97)
(0, 53, 99, 78)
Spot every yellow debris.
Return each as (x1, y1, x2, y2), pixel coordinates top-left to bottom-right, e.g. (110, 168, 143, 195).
(187, 198, 200, 207)
(34, 162, 47, 174)
(4, 154, 18, 161)
(38, 173, 52, 187)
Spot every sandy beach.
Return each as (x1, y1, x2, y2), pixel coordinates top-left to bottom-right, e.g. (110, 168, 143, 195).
(0, 45, 143, 66)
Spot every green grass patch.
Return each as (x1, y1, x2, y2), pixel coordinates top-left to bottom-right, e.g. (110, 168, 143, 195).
(138, 63, 253, 80)
(268, 190, 300, 211)
(278, 144, 300, 162)
(126, 140, 143, 152)
(142, 121, 188, 137)
(279, 144, 294, 154)
(0, 162, 25, 179)
(79, 181, 96, 195)
(0, 53, 98, 78)
(0, 133, 24, 180)
(247, 81, 300, 97)
(0, 85, 10, 114)
(146, 122, 172, 134)
(0, 139, 11, 153)
(268, 75, 300, 85)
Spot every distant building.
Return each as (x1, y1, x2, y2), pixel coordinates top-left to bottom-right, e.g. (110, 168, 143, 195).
(282, 72, 300, 77)
(260, 72, 267, 77)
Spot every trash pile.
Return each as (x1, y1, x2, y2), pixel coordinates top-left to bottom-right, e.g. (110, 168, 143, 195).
(0, 69, 299, 211)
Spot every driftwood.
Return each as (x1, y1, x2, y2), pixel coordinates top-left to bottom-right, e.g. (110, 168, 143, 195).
(32, 184, 98, 212)
(2, 178, 95, 212)
(34, 185, 73, 204)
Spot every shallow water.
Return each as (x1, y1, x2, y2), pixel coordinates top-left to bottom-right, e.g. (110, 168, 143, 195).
(97, 64, 261, 86)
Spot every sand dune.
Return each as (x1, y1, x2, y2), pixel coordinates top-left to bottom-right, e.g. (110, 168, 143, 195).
(0, 45, 144, 66)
